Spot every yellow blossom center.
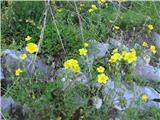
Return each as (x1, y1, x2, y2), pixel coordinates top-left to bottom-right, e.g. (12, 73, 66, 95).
(15, 68, 23, 76)
(63, 59, 80, 73)
(150, 45, 156, 54)
(79, 48, 87, 56)
(98, 73, 109, 84)
(147, 24, 153, 30)
(97, 66, 105, 73)
(25, 43, 38, 54)
(141, 94, 148, 102)
(19, 54, 27, 60)
(142, 42, 148, 47)
(25, 36, 32, 41)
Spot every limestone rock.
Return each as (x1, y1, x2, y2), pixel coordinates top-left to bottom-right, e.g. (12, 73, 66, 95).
(103, 80, 160, 111)
(0, 66, 5, 80)
(88, 40, 109, 62)
(2, 49, 48, 78)
(135, 57, 160, 82)
(0, 96, 16, 112)
(55, 68, 88, 90)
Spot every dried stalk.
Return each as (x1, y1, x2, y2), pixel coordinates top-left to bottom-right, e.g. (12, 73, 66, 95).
(74, 0, 84, 43)
(49, 6, 66, 55)
(30, 0, 50, 76)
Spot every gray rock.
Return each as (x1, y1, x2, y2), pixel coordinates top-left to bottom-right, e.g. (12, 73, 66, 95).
(154, 33, 160, 58)
(154, 33, 160, 50)
(93, 96, 102, 109)
(109, 38, 129, 51)
(0, 96, 16, 112)
(134, 57, 160, 82)
(0, 66, 5, 80)
(88, 40, 109, 62)
(55, 68, 88, 90)
(103, 80, 160, 110)
(55, 68, 88, 89)
(2, 49, 48, 78)
(56, 68, 88, 84)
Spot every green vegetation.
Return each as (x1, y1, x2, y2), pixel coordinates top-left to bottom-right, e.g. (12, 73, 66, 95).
(1, 1, 160, 120)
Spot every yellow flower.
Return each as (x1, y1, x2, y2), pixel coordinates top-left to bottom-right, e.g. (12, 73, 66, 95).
(98, 73, 109, 84)
(88, 9, 94, 13)
(122, 51, 127, 56)
(114, 53, 123, 61)
(147, 24, 153, 30)
(19, 54, 27, 60)
(72, 64, 81, 73)
(25, 43, 38, 54)
(84, 43, 89, 47)
(25, 36, 32, 41)
(64, 59, 78, 69)
(79, 48, 87, 56)
(64, 61, 70, 69)
(69, 59, 78, 64)
(130, 48, 136, 53)
(63, 59, 80, 73)
(141, 94, 148, 102)
(80, 4, 85, 7)
(109, 53, 122, 63)
(97, 66, 105, 73)
(15, 68, 23, 76)
(123, 50, 137, 64)
(150, 45, 156, 54)
(112, 48, 118, 54)
(98, 0, 106, 4)
(91, 4, 98, 10)
(142, 42, 148, 47)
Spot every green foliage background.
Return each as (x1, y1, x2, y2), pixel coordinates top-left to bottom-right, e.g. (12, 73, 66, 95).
(1, 1, 160, 120)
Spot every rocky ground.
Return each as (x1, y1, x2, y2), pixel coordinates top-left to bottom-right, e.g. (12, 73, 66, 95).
(1, 32, 160, 120)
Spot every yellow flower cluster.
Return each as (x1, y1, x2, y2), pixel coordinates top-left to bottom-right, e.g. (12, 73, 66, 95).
(79, 43, 89, 56)
(98, 0, 106, 4)
(109, 49, 122, 63)
(97, 73, 109, 84)
(112, 48, 118, 54)
(80, 4, 85, 7)
(19, 54, 27, 60)
(150, 45, 156, 54)
(26, 43, 38, 54)
(123, 48, 137, 64)
(24, 35, 38, 54)
(64, 59, 80, 73)
(79, 48, 88, 56)
(142, 42, 148, 47)
(97, 66, 105, 73)
(15, 35, 38, 76)
(109, 48, 137, 64)
(15, 68, 23, 76)
(80, 4, 85, 11)
(141, 94, 148, 102)
(88, 4, 98, 13)
(109, 53, 122, 63)
(147, 24, 153, 30)
(25, 36, 32, 41)
(97, 66, 109, 84)
(142, 42, 157, 54)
